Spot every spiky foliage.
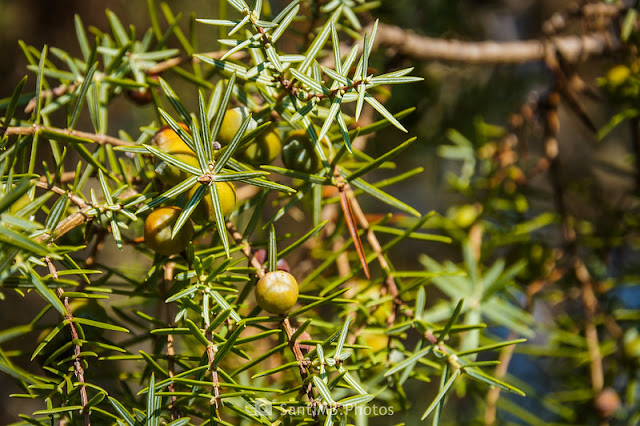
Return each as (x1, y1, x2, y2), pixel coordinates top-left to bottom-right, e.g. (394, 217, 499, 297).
(8, 1, 640, 425)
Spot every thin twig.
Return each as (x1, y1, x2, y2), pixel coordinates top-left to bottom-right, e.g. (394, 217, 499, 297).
(35, 206, 93, 243)
(24, 83, 79, 114)
(542, 2, 622, 35)
(338, 187, 370, 278)
(3, 125, 131, 147)
(35, 181, 88, 209)
(225, 221, 316, 405)
(576, 259, 605, 393)
(147, 51, 248, 75)
(484, 339, 516, 425)
(205, 331, 222, 418)
(46, 258, 91, 426)
(39, 171, 77, 184)
(166, 332, 179, 419)
(282, 317, 315, 403)
(33, 176, 95, 244)
(225, 221, 265, 276)
(542, 83, 605, 397)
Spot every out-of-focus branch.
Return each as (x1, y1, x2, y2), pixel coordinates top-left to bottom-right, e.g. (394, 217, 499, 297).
(25, 83, 79, 114)
(226, 221, 266, 276)
(575, 259, 604, 393)
(369, 23, 621, 64)
(541, 80, 605, 400)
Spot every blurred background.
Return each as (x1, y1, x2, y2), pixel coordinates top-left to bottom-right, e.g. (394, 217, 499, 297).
(1, 0, 636, 424)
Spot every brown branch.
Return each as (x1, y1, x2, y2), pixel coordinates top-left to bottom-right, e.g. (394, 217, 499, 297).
(33, 179, 93, 244)
(46, 259, 91, 426)
(33, 180, 141, 245)
(282, 317, 315, 404)
(225, 221, 265, 277)
(166, 332, 179, 419)
(225, 221, 316, 405)
(35, 181, 88, 209)
(484, 338, 516, 425)
(205, 331, 222, 417)
(369, 23, 621, 64)
(541, 82, 605, 397)
(631, 118, 640, 194)
(3, 125, 131, 147)
(147, 51, 248, 75)
(542, 3, 622, 35)
(576, 259, 605, 393)
(24, 83, 79, 114)
(483, 282, 539, 425)
(39, 171, 77, 184)
(36, 206, 93, 243)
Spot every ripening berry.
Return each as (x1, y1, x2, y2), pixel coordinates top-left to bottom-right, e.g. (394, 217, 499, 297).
(255, 271, 299, 314)
(144, 206, 194, 256)
(281, 130, 324, 173)
(126, 87, 153, 105)
(187, 181, 236, 225)
(216, 106, 257, 146)
(153, 124, 199, 186)
(237, 125, 281, 166)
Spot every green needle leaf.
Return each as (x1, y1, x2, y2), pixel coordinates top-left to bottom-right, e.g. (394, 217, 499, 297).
(437, 298, 465, 341)
(272, 6, 299, 42)
(109, 396, 136, 425)
(421, 368, 461, 420)
(69, 62, 97, 130)
(345, 174, 420, 217)
(3, 75, 27, 127)
(186, 319, 212, 347)
(159, 77, 192, 126)
(208, 183, 230, 257)
(267, 224, 277, 273)
(313, 376, 335, 404)
(298, 6, 343, 74)
(171, 184, 202, 239)
(334, 316, 351, 359)
(456, 338, 527, 357)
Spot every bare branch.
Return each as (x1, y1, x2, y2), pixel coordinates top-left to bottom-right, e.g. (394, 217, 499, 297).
(46, 259, 91, 426)
(147, 51, 248, 75)
(3, 125, 131, 147)
(370, 23, 621, 64)
(24, 83, 79, 114)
